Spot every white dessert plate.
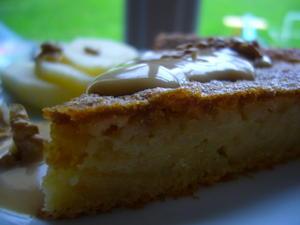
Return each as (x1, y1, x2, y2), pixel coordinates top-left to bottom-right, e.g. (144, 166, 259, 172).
(1, 160, 300, 225)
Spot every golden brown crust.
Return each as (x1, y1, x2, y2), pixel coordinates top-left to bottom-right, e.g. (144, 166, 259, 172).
(43, 49, 300, 123)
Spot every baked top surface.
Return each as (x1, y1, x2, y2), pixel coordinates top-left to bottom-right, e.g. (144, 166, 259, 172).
(43, 48, 300, 122)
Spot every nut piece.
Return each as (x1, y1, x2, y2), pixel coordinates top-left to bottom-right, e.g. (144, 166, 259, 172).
(84, 47, 100, 56)
(154, 33, 199, 50)
(229, 39, 262, 59)
(35, 42, 63, 62)
(0, 104, 44, 167)
(154, 34, 267, 63)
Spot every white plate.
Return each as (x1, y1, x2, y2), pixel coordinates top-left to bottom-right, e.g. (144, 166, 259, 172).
(1, 160, 300, 225)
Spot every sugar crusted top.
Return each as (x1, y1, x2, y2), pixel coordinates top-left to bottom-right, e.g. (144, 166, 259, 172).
(43, 46, 300, 122)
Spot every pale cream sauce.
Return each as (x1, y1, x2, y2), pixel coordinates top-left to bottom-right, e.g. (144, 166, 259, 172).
(87, 48, 268, 96)
(0, 120, 49, 216)
(0, 163, 46, 215)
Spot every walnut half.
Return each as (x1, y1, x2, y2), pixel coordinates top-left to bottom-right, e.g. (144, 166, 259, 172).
(0, 104, 44, 167)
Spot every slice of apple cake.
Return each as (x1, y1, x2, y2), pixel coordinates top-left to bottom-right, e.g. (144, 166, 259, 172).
(41, 38, 300, 218)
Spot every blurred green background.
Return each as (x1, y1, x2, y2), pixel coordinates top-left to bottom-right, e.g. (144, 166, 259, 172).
(0, 0, 300, 47)
(0, 0, 124, 40)
(200, 0, 300, 47)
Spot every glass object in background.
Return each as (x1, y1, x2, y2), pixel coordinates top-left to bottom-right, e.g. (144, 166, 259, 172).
(199, 0, 300, 48)
(0, 0, 124, 41)
(223, 14, 268, 42)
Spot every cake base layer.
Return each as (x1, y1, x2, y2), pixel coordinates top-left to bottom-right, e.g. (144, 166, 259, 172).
(42, 93, 300, 218)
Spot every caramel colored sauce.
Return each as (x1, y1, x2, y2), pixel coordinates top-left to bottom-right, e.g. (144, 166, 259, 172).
(88, 48, 265, 96)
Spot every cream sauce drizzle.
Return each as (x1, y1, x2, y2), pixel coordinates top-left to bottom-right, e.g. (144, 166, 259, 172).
(0, 163, 46, 215)
(87, 48, 264, 96)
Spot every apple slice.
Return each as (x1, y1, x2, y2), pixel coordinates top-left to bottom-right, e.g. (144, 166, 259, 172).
(1, 62, 79, 109)
(35, 60, 92, 94)
(63, 38, 138, 76)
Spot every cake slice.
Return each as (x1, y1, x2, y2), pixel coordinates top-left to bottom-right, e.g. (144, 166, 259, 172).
(41, 38, 300, 218)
